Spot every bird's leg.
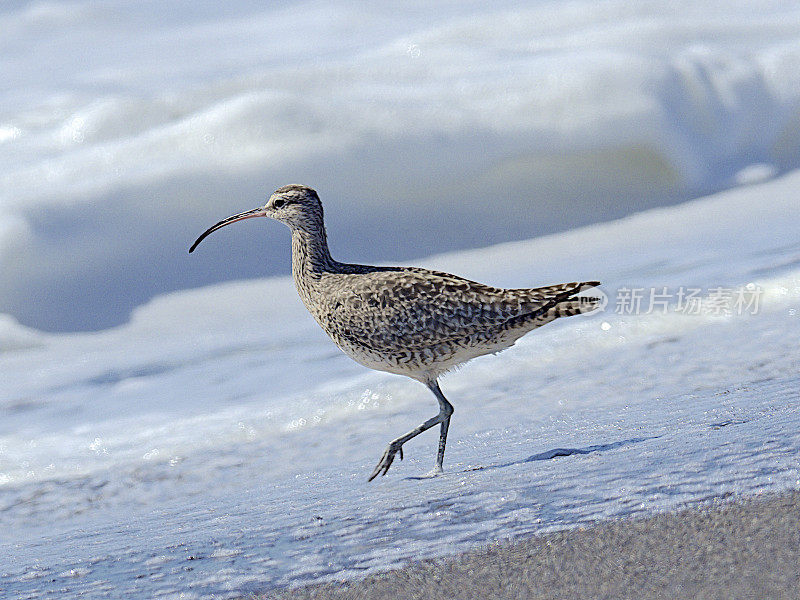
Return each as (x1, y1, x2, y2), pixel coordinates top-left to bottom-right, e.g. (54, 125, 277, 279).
(368, 379, 454, 481)
(429, 380, 454, 474)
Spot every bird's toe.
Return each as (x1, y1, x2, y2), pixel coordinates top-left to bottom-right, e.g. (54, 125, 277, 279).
(367, 443, 402, 481)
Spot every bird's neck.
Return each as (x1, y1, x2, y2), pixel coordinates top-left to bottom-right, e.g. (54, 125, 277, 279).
(291, 226, 337, 284)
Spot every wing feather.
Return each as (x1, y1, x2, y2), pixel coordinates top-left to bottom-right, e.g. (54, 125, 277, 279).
(318, 267, 598, 352)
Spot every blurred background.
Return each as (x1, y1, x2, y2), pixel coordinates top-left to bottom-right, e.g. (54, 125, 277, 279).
(2, 0, 800, 331)
(5, 4, 800, 597)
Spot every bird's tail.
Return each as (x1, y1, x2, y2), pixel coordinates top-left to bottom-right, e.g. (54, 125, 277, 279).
(548, 280, 603, 319)
(550, 295, 602, 318)
(505, 281, 603, 332)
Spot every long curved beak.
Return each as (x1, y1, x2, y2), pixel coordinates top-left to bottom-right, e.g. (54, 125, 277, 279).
(189, 207, 267, 253)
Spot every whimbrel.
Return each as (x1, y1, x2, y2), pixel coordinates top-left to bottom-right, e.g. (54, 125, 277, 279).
(190, 185, 600, 480)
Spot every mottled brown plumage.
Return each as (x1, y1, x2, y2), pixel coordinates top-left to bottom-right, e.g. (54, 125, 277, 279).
(190, 184, 601, 480)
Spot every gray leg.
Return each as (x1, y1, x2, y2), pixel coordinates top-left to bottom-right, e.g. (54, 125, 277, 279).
(429, 380, 454, 472)
(368, 379, 455, 481)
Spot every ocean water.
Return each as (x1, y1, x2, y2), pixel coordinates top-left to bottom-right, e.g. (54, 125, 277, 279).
(3, 0, 800, 330)
(2, 168, 800, 598)
(3, 1, 800, 597)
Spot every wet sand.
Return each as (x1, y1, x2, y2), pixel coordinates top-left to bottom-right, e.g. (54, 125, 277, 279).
(266, 490, 800, 600)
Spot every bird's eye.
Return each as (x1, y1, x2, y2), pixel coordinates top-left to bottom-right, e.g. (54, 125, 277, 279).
(273, 198, 285, 208)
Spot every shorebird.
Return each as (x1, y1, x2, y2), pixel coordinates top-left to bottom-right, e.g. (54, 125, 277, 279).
(190, 185, 600, 480)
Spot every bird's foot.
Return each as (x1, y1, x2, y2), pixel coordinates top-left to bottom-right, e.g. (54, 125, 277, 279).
(422, 464, 444, 478)
(368, 442, 403, 481)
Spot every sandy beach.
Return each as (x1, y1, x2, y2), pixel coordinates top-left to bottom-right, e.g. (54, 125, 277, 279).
(7, 3, 800, 599)
(268, 490, 800, 600)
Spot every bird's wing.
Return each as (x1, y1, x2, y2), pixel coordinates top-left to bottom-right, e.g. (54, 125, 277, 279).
(321, 267, 597, 352)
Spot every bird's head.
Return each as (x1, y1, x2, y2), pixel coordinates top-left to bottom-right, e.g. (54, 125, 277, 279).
(189, 184, 324, 253)
(264, 184, 324, 230)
